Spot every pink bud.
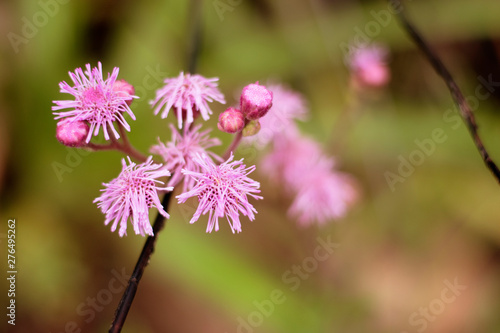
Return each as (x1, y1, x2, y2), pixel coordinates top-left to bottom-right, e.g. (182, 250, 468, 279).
(240, 82, 273, 120)
(113, 79, 135, 106)
(56, 119, 89, 147)
(217, 107, 245, 134)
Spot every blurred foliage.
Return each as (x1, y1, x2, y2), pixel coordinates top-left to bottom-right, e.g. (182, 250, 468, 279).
(2, 0, 500, 332)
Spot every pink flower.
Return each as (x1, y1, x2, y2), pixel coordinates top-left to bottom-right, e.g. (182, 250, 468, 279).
(150, 124, 222, 192)
(348, 44, 390, 88)
(245, 84, 308, 148)
(262, 133, 358, 225)
(261, 134, 322, 191)
(93, 156, 172, 237)
(150, 72, 226, 129)
(176, 153, 262, 233)
(52, 62, 137, 143)
(288, 164, 358, 226)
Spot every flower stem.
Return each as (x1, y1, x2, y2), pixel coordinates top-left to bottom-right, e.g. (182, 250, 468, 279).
(223, 131, 243, 160)
(117, 124, 148, 162)
(108, 191, 173, 333)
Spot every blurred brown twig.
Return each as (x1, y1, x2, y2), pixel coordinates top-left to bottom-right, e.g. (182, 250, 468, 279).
(390, 0, 500, 184)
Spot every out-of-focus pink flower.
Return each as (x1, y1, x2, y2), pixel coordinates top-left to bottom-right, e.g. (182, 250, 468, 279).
(56, 119, 89, 147)
(240, 82, 273, 120)
(288, 163, 358, 226)
(261, 133, 358, 225)
(52, 62, 138, 143)
(150, 124, 222, 192)
(93, 156, 172, 237)
(261, 134, 323, 191)
(217, 107, 245, 134)
(150, 72, 226, 129)
(245, 84, 308, 148)
(348, 44, 390, 88)
(176, 153, 262, 233)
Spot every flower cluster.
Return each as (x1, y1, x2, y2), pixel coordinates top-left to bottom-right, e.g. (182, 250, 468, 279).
(53, 62, 360, 236)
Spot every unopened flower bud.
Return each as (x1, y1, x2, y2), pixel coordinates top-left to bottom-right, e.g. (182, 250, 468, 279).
(56, 119, 89, 147)
(242, 120, 261, 137)
(240, 82, 273, 120)
(113, 79, 135, 106)
(217, 107, 245, 134)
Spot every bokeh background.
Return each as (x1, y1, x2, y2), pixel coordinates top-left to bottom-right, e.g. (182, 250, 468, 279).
(2, 0, 500, 332)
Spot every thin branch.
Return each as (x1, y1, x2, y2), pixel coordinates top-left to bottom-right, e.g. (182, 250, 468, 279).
(390, 0, 500, 184)
(108, 192, 173, 333)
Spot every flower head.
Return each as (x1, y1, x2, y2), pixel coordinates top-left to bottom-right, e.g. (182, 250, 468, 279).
(347, 44, 390, 88)
(93, 156, 172, 237)
(245, 84, 308, 148)
(150, 124, 222, 192)
(176, 153, 262, 233)
(52, 62, 138, 143)
(150, 72, 226, 129)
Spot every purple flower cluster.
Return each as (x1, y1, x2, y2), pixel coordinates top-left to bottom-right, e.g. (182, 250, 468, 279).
(53, 62, 360, 236)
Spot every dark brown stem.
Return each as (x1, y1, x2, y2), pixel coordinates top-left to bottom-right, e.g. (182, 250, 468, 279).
(108, 192, 173, 333)
(390, 0, 500, 184)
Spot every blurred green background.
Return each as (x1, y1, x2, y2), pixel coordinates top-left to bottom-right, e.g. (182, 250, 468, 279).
(2, 0, 500, 332)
